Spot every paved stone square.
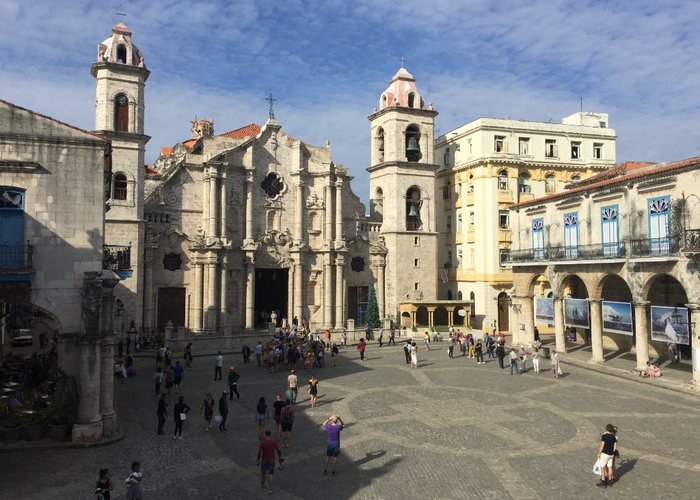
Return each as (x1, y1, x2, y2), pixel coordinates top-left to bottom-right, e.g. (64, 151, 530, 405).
(2, 341, 699, 499)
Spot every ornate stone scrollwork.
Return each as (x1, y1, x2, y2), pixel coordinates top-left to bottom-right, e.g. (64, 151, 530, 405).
(260, 172, 284, 198)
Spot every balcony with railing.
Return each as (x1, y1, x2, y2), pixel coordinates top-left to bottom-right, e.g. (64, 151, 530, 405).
(681, 229, 700, 254)
(464, 191, 474, 206)
(0, 242, 33, 280)
(103, 244, 132, 279)
(497, 189, 514, 204)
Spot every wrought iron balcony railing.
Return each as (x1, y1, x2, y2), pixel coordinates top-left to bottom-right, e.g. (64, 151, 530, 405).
(683, 229, 700, 252)
(0, 243, 33, 273)
(103, 244, 131, 270)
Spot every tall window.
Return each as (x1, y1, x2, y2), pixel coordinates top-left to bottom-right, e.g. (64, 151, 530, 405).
(376, 127, 384, 161)
(593, 143, 603, 159)
(116, 45, 127, 64)
(545, 174, 556, 194)
(498, 170, 508, 190)
(601, 205, 619, 256)
(114, 94, 129, 132)
(532, 218, 545, 259)
(571, 141, 581, 159)
(564, 212, 579, 258)
(469, 291, 476, 317)
(113, 173, 128, 200)
(518, 172, 531, 193)
(545, 139, 558, 158)
(0, 188, 26, 269)
(406, 187, 421, 231)
(405, 125, 421, 162)
(648, 196, 671, 254)
(499, 210, 509, 229)
(408, 92, 415, 108)
(518, 137, 530, 155)
(494, 136, 506, 153)
(442, 182, 451, 199)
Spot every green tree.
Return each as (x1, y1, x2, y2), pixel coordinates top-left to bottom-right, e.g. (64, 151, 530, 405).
(364, 284, 380, 328)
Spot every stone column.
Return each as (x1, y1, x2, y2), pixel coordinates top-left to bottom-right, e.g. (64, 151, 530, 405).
(206, 257, 219, 332)
(100, 334, 117, 436)
(143, 249, 155, 332)
(294, 262, 303, 321)
(554, 297, 566, 353)
(245, 259, 255, 329)
(377, 260, 385, 321)
(521, 295, 535, 346)
(208, 167, 219, 238)
(294, 181, 304, 241)
(73, 337, 104, 443)
(324, 258, 333, 327)
(219, 171, 227, 239)
(589, 298, 604, 363)
(428, 308, 435, 328)
(288, 264, 295, 324)
(685, 304, 700, 388)
(245, 172, 254, 242)
(193, 259, 204, 332)
(633, 301, 650, 370)
(335, 179, 343, 244)
(448, 309, 454, 327)
(334, 256, 345, 329)
(325, 184, 333, 242)
(220, 256, 228, 333)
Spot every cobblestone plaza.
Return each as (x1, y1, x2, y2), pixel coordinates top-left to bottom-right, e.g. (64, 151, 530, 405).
(2, 343, 699, 499)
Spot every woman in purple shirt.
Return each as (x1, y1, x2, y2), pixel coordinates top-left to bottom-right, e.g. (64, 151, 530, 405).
(322, 414, 344, 476)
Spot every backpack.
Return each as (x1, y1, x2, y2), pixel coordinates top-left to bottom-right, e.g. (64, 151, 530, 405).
(281, 407, 294, 425)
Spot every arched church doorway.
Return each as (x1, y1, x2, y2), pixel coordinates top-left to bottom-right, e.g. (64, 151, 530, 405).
(255, 268, 289, 326)
(497, 292, 510, 332)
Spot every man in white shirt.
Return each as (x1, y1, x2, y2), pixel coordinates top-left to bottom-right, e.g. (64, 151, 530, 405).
(214, 351, 224, 380)
(287, 370, 298, 404)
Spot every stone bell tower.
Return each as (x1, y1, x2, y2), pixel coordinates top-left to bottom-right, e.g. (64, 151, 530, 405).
(92, 21, 150, 331)
(367, 67, 439, 323)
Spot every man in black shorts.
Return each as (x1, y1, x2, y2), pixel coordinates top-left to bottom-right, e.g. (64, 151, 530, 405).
(279, 399, 295, 448)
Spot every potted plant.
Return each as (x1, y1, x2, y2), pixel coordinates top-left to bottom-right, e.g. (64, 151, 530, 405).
(21, 410, 48, 441)
(47, 373, 79, 441)
(0, 414, 22, 443)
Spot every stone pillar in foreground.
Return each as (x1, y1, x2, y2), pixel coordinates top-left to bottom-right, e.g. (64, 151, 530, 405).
(634, 301, 650, 370)
(589, 298, 604, 364)
(554, 296, 566, 353)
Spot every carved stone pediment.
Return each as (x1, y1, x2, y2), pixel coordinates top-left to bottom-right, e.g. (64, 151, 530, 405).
(305, 192, 324, 210)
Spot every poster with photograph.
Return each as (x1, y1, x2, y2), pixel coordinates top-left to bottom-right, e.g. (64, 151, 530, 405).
(535, 297, 554, 325)
(601, 301, 633, 336)
(564, 298, 589, 328)
(650, 306, 689, 345)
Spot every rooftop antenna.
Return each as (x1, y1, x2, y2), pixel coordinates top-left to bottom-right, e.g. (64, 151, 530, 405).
(580, 96, 583, 113)
(399, 56, 407, 68)
(265, 93, 277, 120)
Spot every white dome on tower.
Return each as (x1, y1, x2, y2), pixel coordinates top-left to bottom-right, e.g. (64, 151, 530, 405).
(378, 67, 425, 110)
(97, 22, 145, 67)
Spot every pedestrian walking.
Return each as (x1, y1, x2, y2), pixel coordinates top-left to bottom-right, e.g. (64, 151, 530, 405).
(496, 343, 506, 369)
(228, 366, 241, 400)
(475, 339, 484, 364)
(485, 334, 495, 358)
(551, 350, 561, 378)
(256, 397, 270, 438)
(184, 343, 193, 368)
(287, 369, 298, 404)
(218, 391, 229, 431)
(173, 361, 184, 394)
(95, 469, 112, 500)
(447, 334, 455, 359)
(173, 395, 191, 439)
(341, 332, 348, 347)
(124, 461, 143, 500)
(357, 338, 367, 362)
(154, 367, 163, 397)
(330, 343, 339, 367)
(242, 344, 251, 364)
(164, 366, 174, 395)
(156, 393, 167, 435)
(200, 392, 215, 432)
(509, 349, 518, 375)
(389, 328, 396, 345)
(255, 341, 263, 367)
(272, 393, 286, 435)
(308, 374, 319, 407)
(279, 399, 295, 448)
(257, 429, 283, 494)
(403, 340, 411, 364)
(423, 332, 431, 350)
(518, 345, 527, 373)
(214, 351, 223, 380)
(410, 342, 418, 369)
(378, 330, 384, 347)
(322, 414, 345, 476)
(596, 424, 618, 488)
(532, 348, 541, 374)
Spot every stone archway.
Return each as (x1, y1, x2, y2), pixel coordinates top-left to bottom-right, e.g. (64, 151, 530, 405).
(644, 273, 691, 359)
(415, 306, 428, 327)
(433, 306, 448, 327)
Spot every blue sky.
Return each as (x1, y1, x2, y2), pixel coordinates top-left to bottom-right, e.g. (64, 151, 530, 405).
(2, 0, 699, 205)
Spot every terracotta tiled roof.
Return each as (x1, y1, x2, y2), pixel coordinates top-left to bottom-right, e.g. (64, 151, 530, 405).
(513, 156, 700, 208)
(144, 164, 158, 174)
(160, 146, 172, 156)
(219, 123, 261, 140)
(182, 139, 197, 150)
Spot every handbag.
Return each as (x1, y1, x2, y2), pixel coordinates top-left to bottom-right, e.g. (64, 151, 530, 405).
(214, 415, 223, 423)
(592, 459, 601, 475)
(180, 412, 187, 421)
(557, 366, 563, 376)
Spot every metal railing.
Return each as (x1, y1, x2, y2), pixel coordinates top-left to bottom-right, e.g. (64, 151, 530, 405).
(629, 237, 677, 257)
(103, 244, 131, 270)
(683, 229, 700, 252)
(507, 241, 629, 263)
(0, 243, 33, 272)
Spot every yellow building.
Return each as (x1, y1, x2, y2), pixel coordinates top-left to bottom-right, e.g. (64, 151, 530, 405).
(434, 113, 616, 332)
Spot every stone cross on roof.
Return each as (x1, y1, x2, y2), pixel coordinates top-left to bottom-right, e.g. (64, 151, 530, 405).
(265, 93, 277, 119)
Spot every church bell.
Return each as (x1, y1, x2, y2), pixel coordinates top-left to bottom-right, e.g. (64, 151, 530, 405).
(408, 203, 420, 217)
(406, 136, 421, 161)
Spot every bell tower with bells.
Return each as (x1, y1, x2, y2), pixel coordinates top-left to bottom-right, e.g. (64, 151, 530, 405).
(91, 17, 150, 328)
(367, 66, 439, 322)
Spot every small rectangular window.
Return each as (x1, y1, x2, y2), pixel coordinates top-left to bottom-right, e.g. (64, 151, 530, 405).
(545, 139, 557, 158)
(446, 215, 452, 232)
(571, 141, 581, 159)
(457, 249, 462, 266)
(414, 282, 420, 291)
(599, 121, 606, 128)
(518, 137, 530, 155)
(469, 211, 474, 226)
(444, 147, 450, 166)
(414, 236, 420, 246)
(494, 135, 506, 153)
(414, 258, 419, 267)
(499, 210, 509, 229)
(593, 143, 603, 159)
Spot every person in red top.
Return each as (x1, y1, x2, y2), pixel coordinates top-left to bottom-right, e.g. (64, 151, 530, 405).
(357, 338, 367, 362)
(257, 430, 283, 494)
